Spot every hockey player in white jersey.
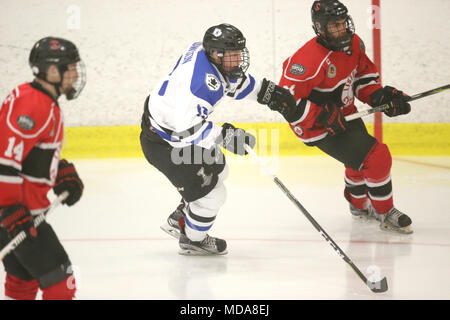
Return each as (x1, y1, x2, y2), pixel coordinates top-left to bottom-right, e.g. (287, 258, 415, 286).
(140, 23, 296, 255)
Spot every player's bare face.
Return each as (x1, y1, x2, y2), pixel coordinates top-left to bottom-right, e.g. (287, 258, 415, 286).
(221, 50, 243, 72)
(326, 18, 347, 39)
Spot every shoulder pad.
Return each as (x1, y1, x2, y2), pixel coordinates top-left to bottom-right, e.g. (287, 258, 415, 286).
(282, 38, 330, 82)
(190, 50, 224, 106)
(6, 84, 55, 137)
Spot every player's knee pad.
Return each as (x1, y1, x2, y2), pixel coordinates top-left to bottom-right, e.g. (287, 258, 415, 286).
(190, 180, 227, 217)
(41, 275, 76, 300)
(362, 142, 392, 180)
(4, 273, 39, 300)
(217, 164, 229, 185)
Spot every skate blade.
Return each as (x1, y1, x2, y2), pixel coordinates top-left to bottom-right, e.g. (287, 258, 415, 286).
(160, 223, 181, 239)
(380, 222, 413, 234)
(178, 247, 228, 256)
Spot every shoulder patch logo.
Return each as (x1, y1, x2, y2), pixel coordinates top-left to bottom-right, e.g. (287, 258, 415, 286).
(328, 64, 337, 78)
(205, 73, 221, 91)
(293, 125, 303, 137)
(289, 63, 306, 76)
(17, 115, 35, 130)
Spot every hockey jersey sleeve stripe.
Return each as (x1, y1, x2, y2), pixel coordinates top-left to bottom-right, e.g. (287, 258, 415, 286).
(0, 157, 21, 171)
(0, 175, 23, 184)
(283, 51, 332, 82)
(186, 122, 213, 145)
(6, 98, 54, 139)
(150, 114, 213, 145)
(235, 74, 256, 100)
(0, 163, 20, 176)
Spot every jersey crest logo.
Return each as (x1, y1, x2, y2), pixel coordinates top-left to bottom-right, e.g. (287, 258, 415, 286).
(205, 73, 221, 91)
(17, 115, 35, 130)
(289, 63, 306, 76)
(328, 64, 337, 78)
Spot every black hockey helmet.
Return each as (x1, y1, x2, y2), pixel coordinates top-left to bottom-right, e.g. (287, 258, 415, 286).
(29, 36, 86, 100)
(203, 23, 250, 79)
(311, 0, 355, 52)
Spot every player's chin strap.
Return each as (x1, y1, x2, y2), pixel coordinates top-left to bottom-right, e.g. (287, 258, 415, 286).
(0, 191, 69, 261)
(345, 83, 450, 121)
(243, 144, 388, 293)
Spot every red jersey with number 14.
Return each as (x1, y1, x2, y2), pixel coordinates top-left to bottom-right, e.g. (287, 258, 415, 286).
(278, 34, 382, 145)
(0, 82, 64, 214)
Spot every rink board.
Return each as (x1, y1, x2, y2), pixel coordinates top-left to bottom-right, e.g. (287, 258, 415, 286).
(61, 123, 450, 159)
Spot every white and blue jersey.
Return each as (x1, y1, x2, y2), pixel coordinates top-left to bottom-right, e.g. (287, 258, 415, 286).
(146, 42, 262, 149)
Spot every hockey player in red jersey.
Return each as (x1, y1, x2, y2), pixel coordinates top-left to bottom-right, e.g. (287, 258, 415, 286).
(266, 0, 413, 234)
(0, 37, 86, 299)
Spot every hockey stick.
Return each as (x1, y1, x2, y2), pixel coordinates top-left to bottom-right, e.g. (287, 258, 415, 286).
(0, 191, 69, 261)
(244, 145, 388, 293)
(345, 84, 450, 121)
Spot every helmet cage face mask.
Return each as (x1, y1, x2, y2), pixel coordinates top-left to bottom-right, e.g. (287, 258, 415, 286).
(203, 24, 250, 79)
(215, 47, 250, 80)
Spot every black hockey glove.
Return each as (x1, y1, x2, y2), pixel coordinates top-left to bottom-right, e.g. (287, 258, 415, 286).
(216, 123, 256, 156)
(53, 159, 84, 206)
(370, 86, 411, 117)
(257, 78, 297, 114)
(0, 204, 37, 241)
(316, 103, 347, 136)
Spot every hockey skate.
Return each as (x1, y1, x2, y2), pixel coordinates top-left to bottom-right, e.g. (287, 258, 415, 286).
(370, 207, 413, 234)
(160, 199, 186, 239)
(179, 233, 228, 256)
(349, 203, 375, 220)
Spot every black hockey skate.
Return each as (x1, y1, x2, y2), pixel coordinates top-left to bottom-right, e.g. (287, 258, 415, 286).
(371, 207, 413, 234)
(179, 233, 228, 256)
(160, 199, 186, 239)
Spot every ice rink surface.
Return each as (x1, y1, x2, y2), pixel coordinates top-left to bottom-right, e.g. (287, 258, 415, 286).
(1, 155, 449, 300)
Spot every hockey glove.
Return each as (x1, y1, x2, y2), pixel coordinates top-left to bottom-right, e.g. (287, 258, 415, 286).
(370, 86, 411, 117)
(53, 159, 84, 206)
(316, 103, 347, 136)
(217, 123, 256, 155)
(257, 78, 297, 115)
(0, 204, 37, 241)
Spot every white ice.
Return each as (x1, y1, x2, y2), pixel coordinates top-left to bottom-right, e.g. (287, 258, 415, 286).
(1, 155, 449, 300)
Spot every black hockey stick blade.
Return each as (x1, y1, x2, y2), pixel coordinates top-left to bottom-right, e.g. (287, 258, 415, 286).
(367, 276, 388, 293)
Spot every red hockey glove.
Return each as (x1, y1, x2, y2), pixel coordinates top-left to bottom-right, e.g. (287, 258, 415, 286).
(53, 159, 84, 206)
(370, 86, 411, 117)
(0, 204, 37, 241)
(316, 103, 347, 136)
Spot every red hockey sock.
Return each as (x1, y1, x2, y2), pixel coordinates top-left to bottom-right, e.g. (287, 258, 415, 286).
(360, 142, 393, 214)
(41, 276, 76, 300)
(4, 273, 39, 300)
